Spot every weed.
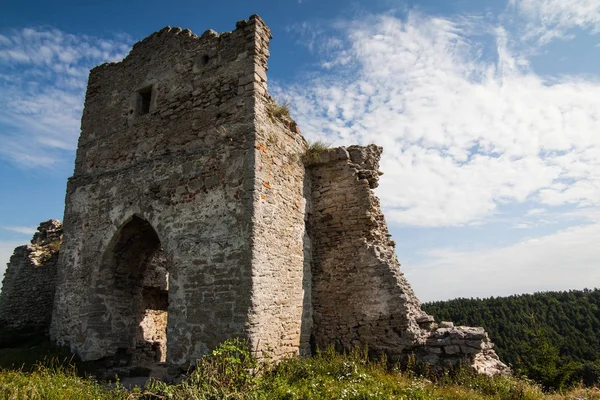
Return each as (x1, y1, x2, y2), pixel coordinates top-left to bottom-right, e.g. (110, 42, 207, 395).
(301, 140, 331, 165)
(267, 132, 279, 146)
(267, 100, 290, 122)
(145, 338, 259, 399)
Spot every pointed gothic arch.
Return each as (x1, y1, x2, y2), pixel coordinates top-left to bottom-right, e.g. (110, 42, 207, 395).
(86, 215, 169, 369)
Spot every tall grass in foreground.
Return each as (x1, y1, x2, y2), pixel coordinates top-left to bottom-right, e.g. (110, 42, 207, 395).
(1, 340, 599, 399)
(0, 363, 128, 400)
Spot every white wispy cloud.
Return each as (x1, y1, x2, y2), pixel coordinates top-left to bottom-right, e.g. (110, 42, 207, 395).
(526, 208, 546, 216)
(278, 11, 600, 228)
(510, 0, 600, 44)
(3, 226, 37, 235)
(405, 221, 600, 302)
(277, 2, 600, 299)
(0, 28, 132, 168)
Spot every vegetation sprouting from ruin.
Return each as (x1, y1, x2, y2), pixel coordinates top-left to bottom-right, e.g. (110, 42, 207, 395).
(266, 99, 291, 122)
(302, 140, 331, 165)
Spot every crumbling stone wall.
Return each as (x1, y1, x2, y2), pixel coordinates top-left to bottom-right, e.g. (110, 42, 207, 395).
(0, 220, 62, 344)
(418, 322, 506, 375)
(308, 145, 428, 355)
(307, 145, 507, 374)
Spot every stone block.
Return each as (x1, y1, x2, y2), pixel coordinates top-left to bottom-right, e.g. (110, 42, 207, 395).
(444, 345, 461, 355)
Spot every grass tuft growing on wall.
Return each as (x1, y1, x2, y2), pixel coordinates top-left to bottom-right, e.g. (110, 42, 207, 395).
(302, 140, 331, 165)
(267, 100, 291, 122)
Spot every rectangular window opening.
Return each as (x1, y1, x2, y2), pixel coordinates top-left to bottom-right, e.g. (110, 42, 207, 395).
(138, 87, 153, 115)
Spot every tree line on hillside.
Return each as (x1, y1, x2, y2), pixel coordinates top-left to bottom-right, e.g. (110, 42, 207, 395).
(421, 288, 600, 390)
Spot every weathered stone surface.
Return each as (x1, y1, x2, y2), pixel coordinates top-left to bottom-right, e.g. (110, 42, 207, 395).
(416, 325, 509, 374)
(307, 146, 508, 375)
(0, 15, 509, 377)
(308, 144, 430, 357)
(0, 220, 62, 344)
(439, 321, 454, 329)
(248, 83, 312, 357)
(50, 16, 268, 365)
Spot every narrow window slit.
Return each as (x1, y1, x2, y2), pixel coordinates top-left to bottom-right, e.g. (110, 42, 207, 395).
(138, 87, 153, 115)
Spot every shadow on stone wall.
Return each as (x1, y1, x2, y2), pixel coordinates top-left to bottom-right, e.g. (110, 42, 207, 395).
(0, 220, 62, 348)
(82, 216, 169, 373)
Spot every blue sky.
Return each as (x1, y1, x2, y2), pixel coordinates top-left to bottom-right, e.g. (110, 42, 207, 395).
(1, 0, 599, 302)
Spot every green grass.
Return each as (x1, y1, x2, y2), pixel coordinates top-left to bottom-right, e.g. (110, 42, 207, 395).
(302, 140, 331, 165)
(1, 340, 599, 399)
(267, 100, 291, 122)
(0, 364, 129, 400)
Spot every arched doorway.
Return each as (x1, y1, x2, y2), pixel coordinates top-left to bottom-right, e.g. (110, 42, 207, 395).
(93, 216, 169, 370)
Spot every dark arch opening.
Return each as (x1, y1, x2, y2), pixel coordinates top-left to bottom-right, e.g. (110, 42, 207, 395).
(94, 216, 169, 373)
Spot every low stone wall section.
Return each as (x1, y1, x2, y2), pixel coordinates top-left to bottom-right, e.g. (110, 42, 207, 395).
(0, 220, 63, 345)
(415, 319, 508, 375)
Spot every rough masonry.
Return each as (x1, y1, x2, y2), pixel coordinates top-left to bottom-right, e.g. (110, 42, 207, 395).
(0, 15, 507, 376)
(0, 220, 63, 345)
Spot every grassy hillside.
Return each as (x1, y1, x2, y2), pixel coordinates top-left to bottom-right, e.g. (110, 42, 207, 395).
(422, 288, 600, 389)
(1, 340, 599, 399)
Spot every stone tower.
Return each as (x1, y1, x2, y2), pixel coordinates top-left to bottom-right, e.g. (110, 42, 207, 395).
(48, 15, 507, 375)
(50, 16, 311, 367)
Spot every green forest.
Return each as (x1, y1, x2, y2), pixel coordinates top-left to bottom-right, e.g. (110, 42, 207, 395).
(422, 288, 600, 389)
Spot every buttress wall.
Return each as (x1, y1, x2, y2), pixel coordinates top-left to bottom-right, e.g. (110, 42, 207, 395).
(308, 145, 429, 357)
(307, 145, 508, 374)
(51, 16, 269, 365)
(248, 83, 312, 357)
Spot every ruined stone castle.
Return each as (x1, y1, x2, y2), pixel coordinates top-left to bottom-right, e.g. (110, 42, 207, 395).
(0, 15, 507, 376)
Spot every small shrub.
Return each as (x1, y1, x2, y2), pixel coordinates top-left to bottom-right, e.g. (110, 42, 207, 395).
(267, 132, 279, 146)
(145, 338, 258, 399)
